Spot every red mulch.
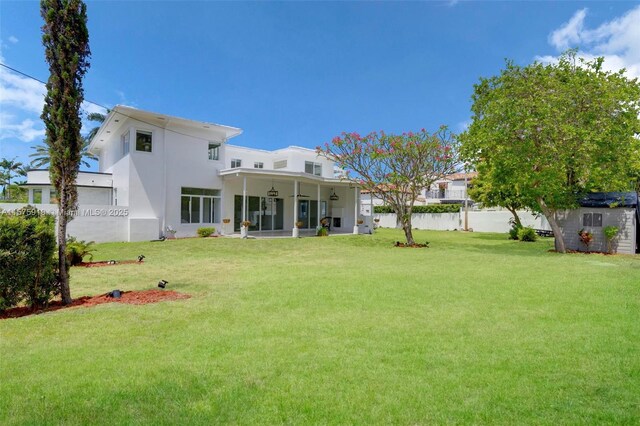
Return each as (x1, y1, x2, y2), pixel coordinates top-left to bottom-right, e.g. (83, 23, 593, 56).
(78, 260, 143, 267)
(0, 290, 191, 320)
(394, 241, 429, 248)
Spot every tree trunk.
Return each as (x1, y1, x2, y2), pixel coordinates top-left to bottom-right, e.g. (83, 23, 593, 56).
(401, 216, 415, 245)
(538, 198, 566, 253)
(506, 206, 522, 228)
(58, 190, 72, 305)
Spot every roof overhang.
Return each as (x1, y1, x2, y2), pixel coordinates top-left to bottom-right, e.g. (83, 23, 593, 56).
(218, 168, 359, 187)
(88, 105, 243, 153)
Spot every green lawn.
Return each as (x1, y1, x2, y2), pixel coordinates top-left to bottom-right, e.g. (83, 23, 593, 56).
(1, 229, 639, 424)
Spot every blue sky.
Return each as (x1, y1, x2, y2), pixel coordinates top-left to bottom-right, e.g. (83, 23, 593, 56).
(1, 1, 639, 172)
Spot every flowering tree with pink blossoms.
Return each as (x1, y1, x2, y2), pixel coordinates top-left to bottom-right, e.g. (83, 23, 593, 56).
(317, 126, 458, 245)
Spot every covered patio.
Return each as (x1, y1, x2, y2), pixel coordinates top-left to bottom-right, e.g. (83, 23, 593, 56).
(219, 168, 361, 238)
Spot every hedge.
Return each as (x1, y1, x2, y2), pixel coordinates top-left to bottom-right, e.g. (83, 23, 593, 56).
(374, 204, 462, 214)
(0, 206, 58, 311)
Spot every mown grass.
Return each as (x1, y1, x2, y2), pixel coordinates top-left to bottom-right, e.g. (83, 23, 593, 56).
(1, 229, 639, 424)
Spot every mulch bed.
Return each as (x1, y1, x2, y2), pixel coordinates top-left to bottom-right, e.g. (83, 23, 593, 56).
(78, 260, 143, 267)
(548, 249, 612, 255)
(394, 241, 429, 248)
(0, 290, 191, 320)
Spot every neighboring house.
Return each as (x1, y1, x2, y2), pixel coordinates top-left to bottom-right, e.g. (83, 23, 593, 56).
(556, 192, 638, 255)
(359, 172, 476, 214)
(423, 172, 477, 204)
(19, 105, 361, 242)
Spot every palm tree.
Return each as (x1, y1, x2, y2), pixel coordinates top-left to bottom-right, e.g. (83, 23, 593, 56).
(0, 158, 25, 200)
(29, 110, 106, 169)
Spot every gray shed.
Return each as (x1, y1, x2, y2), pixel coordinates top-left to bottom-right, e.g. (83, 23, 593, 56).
(555, 192, 639, 254)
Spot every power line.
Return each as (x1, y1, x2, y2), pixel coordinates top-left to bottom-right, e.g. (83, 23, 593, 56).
(0, 62, 111, 111)
(0, 62, 231, 143)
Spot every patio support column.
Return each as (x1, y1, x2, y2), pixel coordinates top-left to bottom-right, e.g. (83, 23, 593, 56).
(353, 186, 360, 234)
(317, 184, 321, 228)
(292, 179, 299, 238)
(242, 176, 247, 237)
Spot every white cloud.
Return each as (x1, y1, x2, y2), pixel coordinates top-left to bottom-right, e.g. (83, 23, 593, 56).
(8, 36, 18, 44)
(545, 6, 640, 78)
(549, 8, 587, 51)
(0, 114, 45, 143)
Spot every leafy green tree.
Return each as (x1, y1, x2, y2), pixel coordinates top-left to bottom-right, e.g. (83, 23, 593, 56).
(40, 0, 91, 304)
(466, 163, 524, 227)
(461, 51, 640, 253)
(317, 127, 458, 245)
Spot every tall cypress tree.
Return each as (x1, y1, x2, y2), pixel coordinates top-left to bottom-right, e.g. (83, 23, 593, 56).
(41, 0, 90, 304)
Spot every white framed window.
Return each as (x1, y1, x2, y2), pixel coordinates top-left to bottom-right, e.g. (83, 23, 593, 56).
(254, 162, 264, 169)
(583, 213, 603, 227)
(231, 159, 242, 168)
(208, 143, 220, 160)
(274, 159, 287, 169)
(305, 161, 322, 176)
(33, 189, 42, 204)
(121, 131, 130, 156)
(181, 187, 221, 224)
(135, 130, 153, 152)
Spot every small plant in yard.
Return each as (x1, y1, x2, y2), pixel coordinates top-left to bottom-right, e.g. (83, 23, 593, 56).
(316, 226, 329, 237)
(197, 227, 216, 238)
(578, 229, 593, 251)
(66, 236, 96, 266)
(603, 225, 619, 254)
(517, 226, 537, 242)
(508, 223, 523, 240)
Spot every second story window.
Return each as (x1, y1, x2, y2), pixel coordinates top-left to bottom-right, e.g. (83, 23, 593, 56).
(254, 162, 264, 169)
(135, 130, 152, 152)
(305, 161, 322, 176)
(231, 159, 242, 168)
(208, 143, 220, 160)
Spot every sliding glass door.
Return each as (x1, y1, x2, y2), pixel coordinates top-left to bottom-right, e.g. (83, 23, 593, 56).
(234, 195, 283, 232)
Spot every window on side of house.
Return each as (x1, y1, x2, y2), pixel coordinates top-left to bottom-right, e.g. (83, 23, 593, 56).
(180, 187, 222, 224)
(305, 161, 322, 176)
(33, 189, 42, 204)
(274, 159, 287, 169)
(208, 143, 220, 160)
(231, 159, 242, 168)
(50, 189, 59, 204)
(135, 130, 153, 152)
(254, 162, 264, 169)
(583, 213, 592, 227)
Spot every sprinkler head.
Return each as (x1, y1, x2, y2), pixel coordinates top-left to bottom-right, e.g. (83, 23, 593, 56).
(158, 279, 168, 289)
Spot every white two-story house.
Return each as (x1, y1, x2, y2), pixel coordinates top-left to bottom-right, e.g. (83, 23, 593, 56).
(22, 106, 361, 242)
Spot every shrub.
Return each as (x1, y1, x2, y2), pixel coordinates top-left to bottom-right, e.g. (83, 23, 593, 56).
(374, 204, 461, 214)
(0, 207, 58, 311)
(508, 224, 522, 240)
(517, 226, 537, 242)
(66, 236, 96, 266)
(316, 226, 328, 237)
(197, 227, 216, 238)
(603, 225, 619, 254)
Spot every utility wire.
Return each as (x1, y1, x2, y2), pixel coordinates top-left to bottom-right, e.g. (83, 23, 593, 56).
(0, 62, 232, 143)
